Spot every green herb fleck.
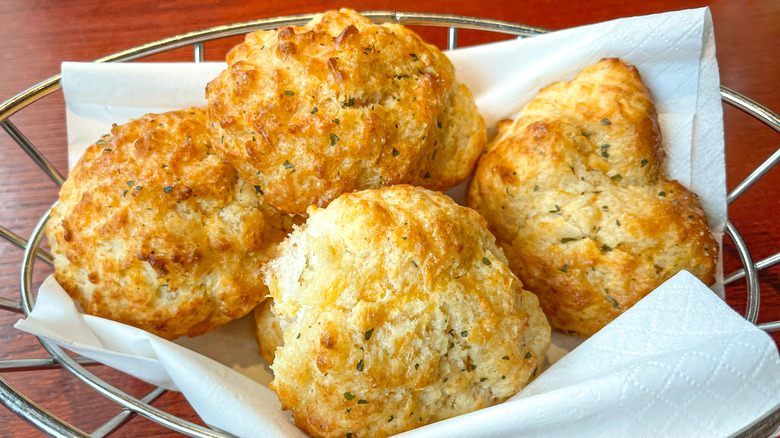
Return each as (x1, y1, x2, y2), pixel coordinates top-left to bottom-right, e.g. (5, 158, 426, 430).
(505, 187, 514, 197)
(581, 131, 591, 137)
(605, 289, 620, 309)
(611, 174, 623, 182)
(415, 363, 419, 370)
(330, 133, 340, 146)
(357, 399, 368, 404)
(525, 352, 532, 359)
(482, 257, 491, 266)
(283, 90, 294, 96)
(601, 118, 611, 125)
(392, 148, 400, 157)
(461, 330, 468, 337)
(443, 377, 448, 382)
(311, 107, 318, 114)
(333, 118, 340, 124)
(122, 189, 128, 197)
(561, 237, 578, 244)
(296, 332, 301, 339)
(480, 377, 487, 382)
(347, 433, 352, 438)
(357, 359, 364, 372)
(601, 244, 612, 252)
(641, 158, 648, 167)
(344, 392, 356, 401)
(104, 148, 112, 152)
(687, 215, 694, 219)
(601, 144, 610, 158)
(550, 205, 561, 213)
(602, 205, 609, 211)
(559, 264, 570, 273)
(283, 160, 295, 173)
(164, 186, 173, 194)
(254, 185, 264, 195)
(342, 98, 355, 108)
(411, 260, 418, 267)
(364, 328, 374, 340)
(533, 185, 539, 192)
(424, 172, 431, 179)
(161, 164, 168, 168)
(658, 191, 666, 197)
(502, 356, 509, 360)
(96, 139, 107, 146)
(410, 53, 418, 61)
(126, 180, 135, 186)
(501, 375, 506, 380)
(135, 185, 142, 191)
(388, 415, 394, 422)
(616, 220, 621, 226)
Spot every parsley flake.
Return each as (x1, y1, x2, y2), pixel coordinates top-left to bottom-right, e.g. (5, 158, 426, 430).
(611, 174, 623, 182)
(283, 90, 294, 96)
(364, 328, 374, 340)
(601, 118, 611, 125)
(461, 330, 468, 337)
(502, 356, 509, 360)
(254, 185, 264, 195)
(640, 158, 648, 167)
(96, 139, 107, 146)
(283, 160, 295, 173)
(392, 148, 400, 156)
(533, 185, 539, 192)
(330, 133, 339, 146)
(333, 118, 340, 124)
(126, 180, 135, 186)
(342, 98, 355, 108)
(310, 107, 318, 114)
(550, 205, 561, 213)
(658, 191, 666, 197)
(480, 377, 487, 382)
(163, 186, 173, 194)
(559, 264, 570, 273)
(601, 144, 610, 158)
(344, 392, 356, 400)
(525, 352, 532, 359)
(561, 237, 577, 243)
(482, 257, 491, 266)
(357, 399, 368, 404)
(357, 359, 364, 372)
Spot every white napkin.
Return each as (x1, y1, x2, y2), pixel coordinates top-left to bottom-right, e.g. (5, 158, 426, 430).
(16, 7, 774, 438)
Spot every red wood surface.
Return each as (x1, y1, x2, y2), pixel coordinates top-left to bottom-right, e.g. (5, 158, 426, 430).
(0, 0, 778, 436)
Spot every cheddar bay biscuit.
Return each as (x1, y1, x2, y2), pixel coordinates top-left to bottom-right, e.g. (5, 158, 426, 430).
(263, 185, 550, 438)
(46, 108, 296, 340)
(206, 9, 485, 214)
(467, 58, 718, 337)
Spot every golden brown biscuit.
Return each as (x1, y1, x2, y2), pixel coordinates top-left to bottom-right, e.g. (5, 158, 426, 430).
(46, 108, 296, 340)
(206, 9, 485, 215)
(264, 185, 550, 438)
(467, 58, 718, 337)
(253, 298, 283, 365)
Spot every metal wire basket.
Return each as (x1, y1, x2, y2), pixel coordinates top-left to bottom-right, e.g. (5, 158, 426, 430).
(1, 11, 778, 438)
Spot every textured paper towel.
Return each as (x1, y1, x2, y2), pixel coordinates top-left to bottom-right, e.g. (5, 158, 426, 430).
(16, 7, 770, 438)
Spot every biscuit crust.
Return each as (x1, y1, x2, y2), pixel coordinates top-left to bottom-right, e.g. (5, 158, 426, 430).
(264, 185, 550, 438)
(46, 108, 296, 339)
(206, 9, 485, 214)
(467, 59, 718, 337)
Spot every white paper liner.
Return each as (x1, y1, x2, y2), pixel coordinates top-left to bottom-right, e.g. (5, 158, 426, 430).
(16, 7, 778, 438)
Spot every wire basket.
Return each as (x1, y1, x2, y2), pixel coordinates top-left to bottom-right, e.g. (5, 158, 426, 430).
(1, 11, 779, 438)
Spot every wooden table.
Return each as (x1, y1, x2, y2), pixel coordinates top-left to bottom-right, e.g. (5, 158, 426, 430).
(1, 0, 778, 436)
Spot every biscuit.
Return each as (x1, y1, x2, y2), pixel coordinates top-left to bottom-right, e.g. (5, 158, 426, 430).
(254, 298, 283, 364)
(46, 108, 296, 339)
(264, 185, 550, 438)
(206, 9, 485, 214)
(467, 58, 718, 337)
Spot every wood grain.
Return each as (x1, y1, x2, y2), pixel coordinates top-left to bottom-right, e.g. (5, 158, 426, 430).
(1, 0, 778, 436)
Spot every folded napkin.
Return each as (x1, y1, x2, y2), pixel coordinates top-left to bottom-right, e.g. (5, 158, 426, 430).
(16, 7, 771, 438)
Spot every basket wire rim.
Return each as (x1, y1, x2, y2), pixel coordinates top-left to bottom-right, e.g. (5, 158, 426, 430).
(0, 10, 778, 438)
